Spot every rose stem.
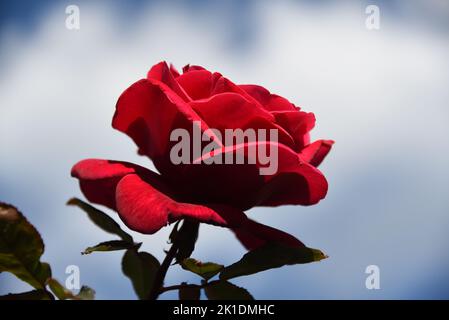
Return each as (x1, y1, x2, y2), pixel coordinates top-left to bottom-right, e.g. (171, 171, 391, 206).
(147, 224, 181, 300)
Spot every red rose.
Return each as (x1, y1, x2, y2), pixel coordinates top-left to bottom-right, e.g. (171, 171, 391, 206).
(71, 61, 333, 250)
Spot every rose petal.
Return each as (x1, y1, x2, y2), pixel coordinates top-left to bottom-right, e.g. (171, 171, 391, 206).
(255, 142, 329, 206)
(114, 173, 306, 249)
(71, 159, 308, 250)
(210, 75, 272, 108)
(189, 92, 296, 148)
(239, 84, 297, 112)
(176, 70, 215, 100)
(112, 79, 221, 168)
(300, 140, 334, 167)
(177, 68, 249, 101)
(71, 159, 162, 210)
(169, 63, 181, 78)
(272, 110, 316, 151)
(231, 218, 305, 250)
(115, 173, 248, 234)
(71, 159, 246, 231)
(182, 64, 206, 73)
(147, 61, 191, 101)
(176, 141, 328, 209)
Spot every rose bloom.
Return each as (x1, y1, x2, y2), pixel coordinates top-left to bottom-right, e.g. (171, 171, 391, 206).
(71, 62, 333, 250)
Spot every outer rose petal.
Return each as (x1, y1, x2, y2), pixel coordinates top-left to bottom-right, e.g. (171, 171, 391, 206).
(72, 159, 308, 249)
(300, 140, 334, 167)
(71, 159, 244, 230)
(239, 84, 297, 112)
(169, 63, 181, 78)
(112, 78, 221, 167)
(177, 141, 328, 209)
(115, 174, 306, 248)
(256, 142, 329, 206)
(71, 159, 164, 210)
(231, 219, 304, 250)
(115, 174, 248, 234)
(272, 110, 316, 151)
(257, 160, 328, 207)
(146, 61, 191, 101)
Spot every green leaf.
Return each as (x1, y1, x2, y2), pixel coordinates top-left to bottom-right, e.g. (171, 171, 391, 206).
(0, 203, 52, 289)
(174, 220, 199, 263)
(204, 280, 253, 300)
(67, 198, 133, 243)
(47, 278, 95, 300)
(178, 282, 200, 300)
(220, 242, 328, 280)
(122, 249, 160, 300)
(82, 240, 140, 255)
(0, 290, 53, 300)
(47, 278, 72, 300)
(181, 258, 223, 280)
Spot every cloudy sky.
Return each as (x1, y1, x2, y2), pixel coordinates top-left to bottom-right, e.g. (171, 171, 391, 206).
(1, 0, 449, 299)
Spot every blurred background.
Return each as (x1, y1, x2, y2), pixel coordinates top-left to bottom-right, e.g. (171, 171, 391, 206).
(1, 0, 449, 299)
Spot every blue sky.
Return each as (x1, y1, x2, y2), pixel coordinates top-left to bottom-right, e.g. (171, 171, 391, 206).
(1, 0, 449, 299)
